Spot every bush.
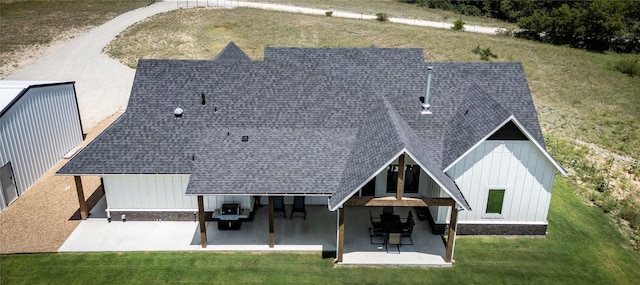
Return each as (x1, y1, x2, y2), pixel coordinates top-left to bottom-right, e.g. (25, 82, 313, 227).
(620, 207, 640, 229)
(601, 196, 618, 213)
(376, 13, 388, 22)
(452, 19, 465, 31)
(496, 28, 514, 37)
(595, 175, 609, 192)
(613, 59, 639, 77)
(472, 45, 498, 61)
(325, 11, 333, 17)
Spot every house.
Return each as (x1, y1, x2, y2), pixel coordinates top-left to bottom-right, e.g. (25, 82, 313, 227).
(1, 81, 83, 212)
(57, 43, 566, 263)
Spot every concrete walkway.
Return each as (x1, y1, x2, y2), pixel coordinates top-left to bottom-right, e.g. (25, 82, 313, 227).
(218, 0, 500, 34)
(4, 1, 501, 131)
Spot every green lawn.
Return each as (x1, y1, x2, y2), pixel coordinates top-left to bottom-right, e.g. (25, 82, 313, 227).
(2, 177, 639, 284)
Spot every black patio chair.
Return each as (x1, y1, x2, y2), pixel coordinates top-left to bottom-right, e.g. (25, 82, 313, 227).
(401, 218, 415, 245)
(369, 210, 382, 228)
(382, 206, 394, 216)
(290, 196, 306, 219)
(401, 211, 414, 229)
(386, 233, 401, 253)
(368, 210, 384, 244)
(273, 196, 286, 218)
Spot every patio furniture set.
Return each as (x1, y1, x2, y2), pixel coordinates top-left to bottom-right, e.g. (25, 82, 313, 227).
(369, 206, 415, 253)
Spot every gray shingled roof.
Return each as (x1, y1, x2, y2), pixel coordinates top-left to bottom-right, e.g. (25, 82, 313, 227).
(58, 43, 547, 211)
(213, 41, 251, 62)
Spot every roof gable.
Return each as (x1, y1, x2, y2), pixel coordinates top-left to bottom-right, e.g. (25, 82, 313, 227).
(213, 42, 251, 62)
(329, 99, 471, 211)
(441, 84, 512, 168)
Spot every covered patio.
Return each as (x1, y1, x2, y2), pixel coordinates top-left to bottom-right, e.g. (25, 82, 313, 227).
(62, 198, 450, 266)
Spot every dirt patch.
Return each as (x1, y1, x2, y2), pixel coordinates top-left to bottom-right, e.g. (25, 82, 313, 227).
(575, 139, 640, 205)
(0, 112, 122, 254)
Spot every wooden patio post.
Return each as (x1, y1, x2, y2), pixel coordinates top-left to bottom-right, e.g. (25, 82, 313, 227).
(445, 206, 458, 263)
(74, 176, 88, 220)
(268, 196, 275, 248)
(396, 153, 405, 200)
(197, 196, 207, 248)
(337, 206, 345, 263)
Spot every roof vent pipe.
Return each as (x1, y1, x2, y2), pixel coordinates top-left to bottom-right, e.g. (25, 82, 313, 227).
(421, 66, 433, 115)
(201, 93, 206, 105)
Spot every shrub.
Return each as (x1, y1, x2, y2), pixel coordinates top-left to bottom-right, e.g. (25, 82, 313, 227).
(496, 28, 514, 37)
(472, 45, 498, 61)
(601, 196, 618, 213)
(623, 208, 640, 229)
(452, 19, 465, 31)
(595, 175, 609, 192)
(325, 11, 333, 17)
(376, 13, 388, 22)
(614, 59, 639, 77)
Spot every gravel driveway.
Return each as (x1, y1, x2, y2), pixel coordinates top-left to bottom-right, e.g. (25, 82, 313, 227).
(4, 1, 179, 132)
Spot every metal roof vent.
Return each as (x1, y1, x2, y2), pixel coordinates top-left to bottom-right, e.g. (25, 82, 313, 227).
(174, 107, 184, 118)
(421, 66, 433, 115)
(241, 136, 249, 142)
(201, 92, 206, 105)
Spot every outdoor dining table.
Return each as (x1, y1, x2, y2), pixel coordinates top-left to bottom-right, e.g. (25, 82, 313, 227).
(380, 214, 402, 234)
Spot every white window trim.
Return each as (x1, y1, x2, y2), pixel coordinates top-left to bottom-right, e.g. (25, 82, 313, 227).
(482, 186, 508, 219)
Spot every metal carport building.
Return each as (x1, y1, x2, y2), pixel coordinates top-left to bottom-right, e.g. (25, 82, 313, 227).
(0, 81, 83, 211)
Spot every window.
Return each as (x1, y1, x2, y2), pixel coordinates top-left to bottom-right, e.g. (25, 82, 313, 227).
(485, 189, 505, 214)
(386, 165, 420, 194)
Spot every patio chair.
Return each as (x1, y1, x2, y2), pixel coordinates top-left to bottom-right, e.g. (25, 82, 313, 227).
(382, 206, 394, 216)
(273, 196, 286, 218)
(369, 210, 382, 228)
(368, 210, 384, 244)
(369, 227, 385, 245)
(386, 233, 401, 253)
(401, 218, 415, 245)
(290, 196, 306, 219)
(401, 211, 414, 229)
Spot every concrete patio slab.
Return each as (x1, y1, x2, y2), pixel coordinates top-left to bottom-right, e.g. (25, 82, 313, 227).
(60, 202, 450, 266)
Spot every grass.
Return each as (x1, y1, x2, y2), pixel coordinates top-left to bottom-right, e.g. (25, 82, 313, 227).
(236, 0, 517, 28)
(0, 0, 148, 67)
(1, 177, 639, 284)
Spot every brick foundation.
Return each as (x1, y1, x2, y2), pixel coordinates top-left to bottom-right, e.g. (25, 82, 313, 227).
(424, 208, 547, 235)
(108, 211, 215, 222)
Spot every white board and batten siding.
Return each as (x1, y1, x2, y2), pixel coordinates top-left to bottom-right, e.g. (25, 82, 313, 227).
(103, 175, 330, 213)
(438, 140, 556, 224)
(103, 174, 251, 211)
(0, 82, 82, 211)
